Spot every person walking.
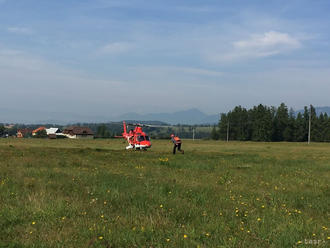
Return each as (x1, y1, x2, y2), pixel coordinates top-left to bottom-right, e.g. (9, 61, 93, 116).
(171, 134, 184, 154)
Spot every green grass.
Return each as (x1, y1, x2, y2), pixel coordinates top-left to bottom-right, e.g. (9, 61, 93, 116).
(0, 139, 329, 247)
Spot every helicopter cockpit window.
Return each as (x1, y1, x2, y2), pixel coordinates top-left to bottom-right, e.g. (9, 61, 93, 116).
(137, 136, 145, 142)
(145, 136, 150, 141)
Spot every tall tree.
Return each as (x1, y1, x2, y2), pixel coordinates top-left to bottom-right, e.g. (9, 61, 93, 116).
(210, 125, 220, 140)
(218, 113, 229, 141)
(250, 104, 273, 141)
(273, 103, 289, 141)
(283, 108, 295, 141)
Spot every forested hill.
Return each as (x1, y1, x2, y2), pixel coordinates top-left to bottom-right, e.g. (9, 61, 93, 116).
(214, 104, 330, 142)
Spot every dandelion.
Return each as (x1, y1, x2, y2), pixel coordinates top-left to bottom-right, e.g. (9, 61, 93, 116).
(327, 236, 330, 240)
(183, 234, 188, 239)
(206, 232, 210, 237)
(104, 201, 107, 205)
(98, 236, 103, 240)
(32, 221, 36, 225)
(29, 231, 33, 234)
(62, 216, 66, 220)
(312, 233, 316, 236)
(132, 227, 136, 231)
(257, 218, 261, 222)
(322, 226, 327, 230)
(160, 204, 163, 208)
(219, 212, 222, 216)
(101, 215, 104, 218)
(261, 205, 265, 208)
(297, 240, 302, 244)
(247, 230, 250, 233)
(166, 238, 170, 242)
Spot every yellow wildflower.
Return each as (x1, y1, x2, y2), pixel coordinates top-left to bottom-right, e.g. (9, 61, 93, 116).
(257, 218, 261, 222)
(183, 234, 188, 238)
(32, 221, 36, 225)
(98, 236, 103, 240)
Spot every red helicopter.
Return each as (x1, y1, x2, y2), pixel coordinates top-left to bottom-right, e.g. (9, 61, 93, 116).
(117, 121, 152, 150)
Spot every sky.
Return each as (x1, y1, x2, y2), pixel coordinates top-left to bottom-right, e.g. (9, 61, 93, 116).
(0, 0, 330, 119)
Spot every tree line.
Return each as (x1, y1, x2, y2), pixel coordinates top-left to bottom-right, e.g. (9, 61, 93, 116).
(210, 103, 330, 142)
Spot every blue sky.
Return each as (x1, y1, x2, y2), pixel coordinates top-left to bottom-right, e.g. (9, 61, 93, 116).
(0, 0, 330, 118)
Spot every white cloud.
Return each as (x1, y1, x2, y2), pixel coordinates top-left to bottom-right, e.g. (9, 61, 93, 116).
(234, 31, 300, 50)
(208, 31, 301, 63)
(7, 26, 33, 35)
(101, 42, 134, 54)
(131, 66, 222, 78)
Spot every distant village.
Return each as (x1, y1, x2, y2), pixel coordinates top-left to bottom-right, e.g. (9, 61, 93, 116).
(4, 125, 94, 139)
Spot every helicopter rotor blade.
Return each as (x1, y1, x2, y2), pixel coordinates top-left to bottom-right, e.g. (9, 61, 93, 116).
(126, 123, 173, 128)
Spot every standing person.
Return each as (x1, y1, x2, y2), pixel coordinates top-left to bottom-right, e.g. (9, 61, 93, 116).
(171, 134, 184, 154)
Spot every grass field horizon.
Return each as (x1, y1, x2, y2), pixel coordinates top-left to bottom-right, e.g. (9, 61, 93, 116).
(1, 139, 329, 247)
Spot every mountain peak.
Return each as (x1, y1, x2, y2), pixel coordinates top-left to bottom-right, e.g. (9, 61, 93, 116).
(115, 108, 218, 125)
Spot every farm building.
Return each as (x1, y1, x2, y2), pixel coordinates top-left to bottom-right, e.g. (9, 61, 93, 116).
(45, 128, 64, 139)
(17, 128, 32, 138)
(62, 126, 94, 139)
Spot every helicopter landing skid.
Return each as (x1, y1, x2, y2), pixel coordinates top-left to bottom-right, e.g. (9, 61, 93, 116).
(126, 144, 134, 150)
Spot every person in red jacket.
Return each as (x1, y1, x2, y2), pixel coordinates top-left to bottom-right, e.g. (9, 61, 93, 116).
(171, 134, 184, 154)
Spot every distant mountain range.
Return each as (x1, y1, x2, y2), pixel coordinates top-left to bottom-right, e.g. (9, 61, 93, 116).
(296, 106, 330, 116)
(1, 106, 329, 125)
(115, 108, 219, 125)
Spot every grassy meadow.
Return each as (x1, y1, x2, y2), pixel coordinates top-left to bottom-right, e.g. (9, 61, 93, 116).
(0, 139, 329, 247)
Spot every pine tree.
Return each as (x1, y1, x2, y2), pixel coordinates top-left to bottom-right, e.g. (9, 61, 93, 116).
(210, 126, 219, 140)
(273, 103, 289, 141)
